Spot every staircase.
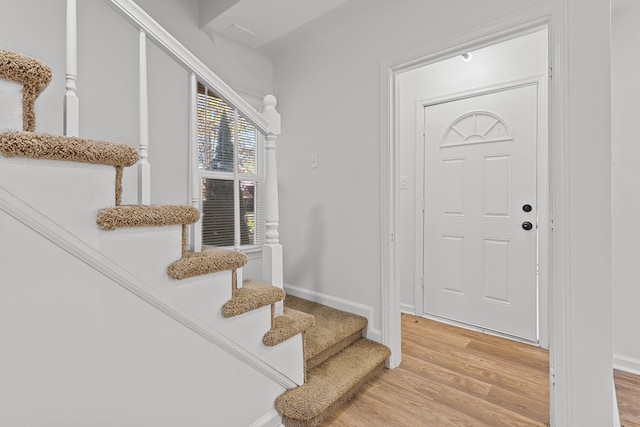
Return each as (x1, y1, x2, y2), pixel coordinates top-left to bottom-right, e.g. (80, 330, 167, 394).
(1, 43, 389, 426)
(277, 296, 390, 427)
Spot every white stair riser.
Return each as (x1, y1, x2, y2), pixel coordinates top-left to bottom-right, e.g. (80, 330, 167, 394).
(98, 226, 182, 288)
(262, 334, 305, 385)
(165, 270, 233, 317)
(0, 157, 114, 247)
(0, 78, 23, 131)
(2, 155, 302, 385)
(219, 306, 305, 385)
(167, 276, 304, 384)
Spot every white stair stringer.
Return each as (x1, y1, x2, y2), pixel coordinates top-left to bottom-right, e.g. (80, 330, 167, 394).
(0, 201, 288, 426)
(0, 163, 305, 385)
(93, 210, 305, 383)
(165, 274, 305, 385)
(0, 184, 301, 391)
(0, 156, 196, 289)
(0, 155, 193, 288)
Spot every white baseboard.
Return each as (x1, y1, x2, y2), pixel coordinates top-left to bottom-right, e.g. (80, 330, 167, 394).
(613, 354, 640, 375)
(249, 409, 282, 427)
(284, 284, 382, 343)
(401, 303, 416, 315)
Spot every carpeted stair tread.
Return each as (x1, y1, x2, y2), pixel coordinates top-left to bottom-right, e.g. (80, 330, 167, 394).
(275, 338, 391, 427)
(222, 280, 285, 318)
(0, 131, 138, 167)
(285, 295, 368, 369)
(96, 205, 200, 231)
(0, 50, 52, 132)
(263, 307, 315, 347)
(168, 247, 247, 280)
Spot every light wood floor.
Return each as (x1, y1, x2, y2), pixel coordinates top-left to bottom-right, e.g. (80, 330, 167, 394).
(325, 313, 551, 426)
(616, 369, 640, 427)
(324, 314, 640, 426)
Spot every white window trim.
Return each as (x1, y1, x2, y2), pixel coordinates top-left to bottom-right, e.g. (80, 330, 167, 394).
(189, 80, 266, 254)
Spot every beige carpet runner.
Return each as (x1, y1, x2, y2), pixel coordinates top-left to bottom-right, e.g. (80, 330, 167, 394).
(168, 247, 248, 280)
(277, 296, 391, 427)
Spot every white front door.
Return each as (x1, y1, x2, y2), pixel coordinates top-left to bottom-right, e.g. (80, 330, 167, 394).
(423, 83, 539, 342)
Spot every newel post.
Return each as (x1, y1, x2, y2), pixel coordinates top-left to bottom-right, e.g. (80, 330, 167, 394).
(262, 95, 283, 315)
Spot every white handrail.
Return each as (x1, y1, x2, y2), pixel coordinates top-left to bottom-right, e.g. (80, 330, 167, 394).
(107, 0, 271, 135)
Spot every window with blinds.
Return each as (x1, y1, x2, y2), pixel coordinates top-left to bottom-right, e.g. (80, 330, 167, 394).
(197, 83, 264, 248)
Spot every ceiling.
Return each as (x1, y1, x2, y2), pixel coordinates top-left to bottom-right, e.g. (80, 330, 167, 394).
(199, 0, 351, 49)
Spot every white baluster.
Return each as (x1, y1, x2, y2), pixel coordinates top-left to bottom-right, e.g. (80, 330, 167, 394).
(64, 0, 79, 136)
(262, 95, 283, 316)
(188, 73, 202, 253)
(138, 30, 150, 205)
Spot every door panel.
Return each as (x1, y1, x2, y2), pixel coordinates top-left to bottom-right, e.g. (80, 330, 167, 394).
(483, 155, 511, 217)
(482, 238, 511, 303)
(442, 158, 466, 215)
(423, 84, 538, 341)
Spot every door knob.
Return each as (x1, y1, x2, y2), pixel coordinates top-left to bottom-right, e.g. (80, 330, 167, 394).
(522, 221, 533, 231)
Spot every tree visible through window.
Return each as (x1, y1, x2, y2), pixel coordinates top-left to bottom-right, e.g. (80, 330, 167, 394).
(196, 83, 263, 247)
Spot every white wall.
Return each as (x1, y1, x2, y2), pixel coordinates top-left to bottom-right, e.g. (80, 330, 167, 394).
(272, 0, 551, 348)
(0, 210, 284, 426)
(273, 0, 614, 424)
(398, 30, 549, 314)
(134, 0, 273, 99)
(612, 0, 640, 374)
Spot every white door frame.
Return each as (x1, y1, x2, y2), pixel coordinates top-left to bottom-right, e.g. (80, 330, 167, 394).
(414, 75, 549, 348)
(380, 3, 570, 426)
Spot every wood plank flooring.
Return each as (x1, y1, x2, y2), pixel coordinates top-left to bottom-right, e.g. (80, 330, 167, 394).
(616, 369, 640, 427)
(323, 313, 640, 426)
(324, 313, 550, 426)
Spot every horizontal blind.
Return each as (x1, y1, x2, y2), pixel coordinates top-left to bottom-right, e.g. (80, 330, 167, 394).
(197, 83, 234, 172)
(197, 82, 263, 247)
(237, 114, 257, 175)
(201, 178, 234, 246)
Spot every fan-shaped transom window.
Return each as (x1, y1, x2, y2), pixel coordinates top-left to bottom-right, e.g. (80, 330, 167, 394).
(441, 111, 512, 147)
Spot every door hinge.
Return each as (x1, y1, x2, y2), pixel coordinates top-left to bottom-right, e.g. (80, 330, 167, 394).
(550, 367, 556, 386)
(548, 60, 553, 79)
